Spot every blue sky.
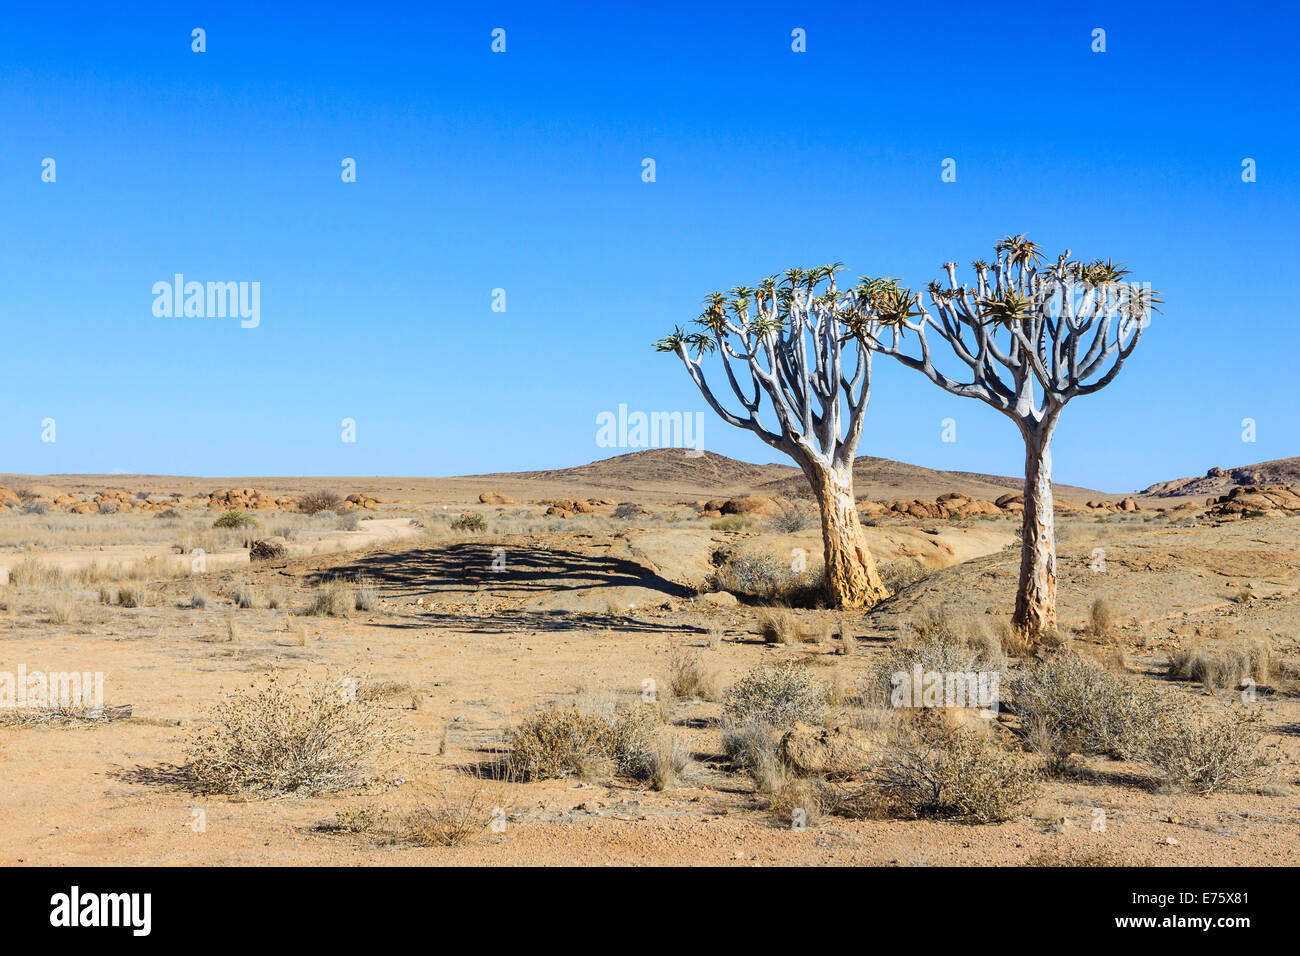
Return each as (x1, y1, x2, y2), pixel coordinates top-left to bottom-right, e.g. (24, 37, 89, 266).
(1, 1, 1296, 492)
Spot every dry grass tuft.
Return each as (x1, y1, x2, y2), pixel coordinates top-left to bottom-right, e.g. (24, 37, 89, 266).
(666, 643, 719, 700)
(6, 559, 65, 590)
(353, 578, 379, 612)
(402, 783, 502, 847)
(116, 584, 148, 608)
(300, 579, 354, 617)
(1167, 639, 1271, 692)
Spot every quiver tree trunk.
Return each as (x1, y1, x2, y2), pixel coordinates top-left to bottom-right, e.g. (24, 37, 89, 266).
(806, 461, 890, 609)
(1012, 426, 1057, 641)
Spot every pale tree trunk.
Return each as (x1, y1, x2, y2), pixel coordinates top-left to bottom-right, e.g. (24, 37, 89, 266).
(1013, 423, 1058, 642)
(806, 461, 890, 609)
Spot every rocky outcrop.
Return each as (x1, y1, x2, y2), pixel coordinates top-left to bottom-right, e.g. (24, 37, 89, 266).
(1205, 485, 1300, 517)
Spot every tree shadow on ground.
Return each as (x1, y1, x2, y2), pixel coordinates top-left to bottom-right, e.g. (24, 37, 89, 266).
(312, 542, 694, 601)
(370, 609, 708, 636)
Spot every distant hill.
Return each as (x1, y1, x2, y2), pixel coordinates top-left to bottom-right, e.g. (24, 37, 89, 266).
(480, 449, 794, 491)
(1141, 457, 1300, 498)
(472, 449, 1109, 502)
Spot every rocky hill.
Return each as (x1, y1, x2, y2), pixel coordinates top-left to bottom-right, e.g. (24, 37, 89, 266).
(1141, 457, 1300, 498)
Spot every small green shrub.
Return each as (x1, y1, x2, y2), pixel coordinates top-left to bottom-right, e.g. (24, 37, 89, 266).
(451, 512, 487, 532)
(214, 510, 257, 529)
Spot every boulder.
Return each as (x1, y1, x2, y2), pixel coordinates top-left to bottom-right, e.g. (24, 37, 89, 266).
(479, 492, 515, 505)
(720, 496, 780, 517)
(778, 722, 874, 780)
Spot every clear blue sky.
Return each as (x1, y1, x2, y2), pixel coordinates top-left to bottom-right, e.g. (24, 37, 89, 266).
(2, 1, 1296, 492)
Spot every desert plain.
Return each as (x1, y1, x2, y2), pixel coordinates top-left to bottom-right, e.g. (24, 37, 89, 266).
(2, 449, 1299, 867)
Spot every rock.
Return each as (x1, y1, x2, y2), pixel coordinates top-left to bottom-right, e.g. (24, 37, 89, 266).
(720, 496, 780, 517)
(779, 722, 874, 780)
(994, 493, 1024, 509)
(696, 590, 738, 608)
(1118, 497, 1141, 512)
(479, 492, 515, 505)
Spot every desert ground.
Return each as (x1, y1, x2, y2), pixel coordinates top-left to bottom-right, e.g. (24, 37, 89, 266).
(2, 449, 1298, 867)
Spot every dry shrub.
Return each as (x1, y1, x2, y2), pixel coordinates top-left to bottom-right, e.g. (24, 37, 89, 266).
(1167, 640, 1271, 692)
(868, 723, 1040, 824)
(1146, 706, 1272, 794)
(506, 705, 614, 781)
(723, 659, 828, 729)
(235, 585, 256, 609)
(326, 806, 388, 834)
(766, 775, 830, 828)
(767, 498, 815, 533)
(710, 515, 753, 532)
(879, 558, 930, 593)
(450, 512, 487, 532)
(666, 643, 719, 700)
(403, 784, 501, 847)
(722, 721, 778, 774)
(185, 671, 398, 795)
(299, 490, 342, 515)
(866, 610, 1004, 707)
(708, 546, 824, 605)
(505, 702, 683, 787)
(645, 735, 690, 791)
(1009, 651, 1181, 765)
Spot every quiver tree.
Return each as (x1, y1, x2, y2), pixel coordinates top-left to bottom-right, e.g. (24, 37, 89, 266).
(855, 236, 1159, 642)
(654, 265, 894, 608)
